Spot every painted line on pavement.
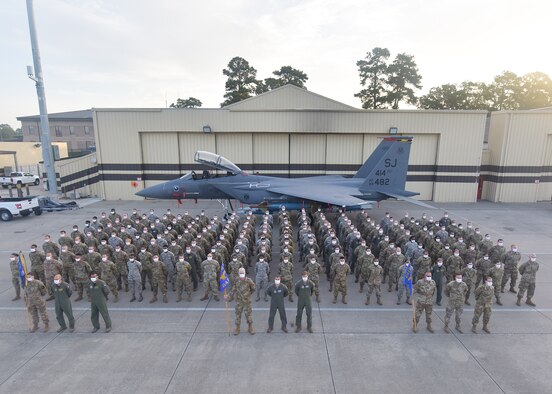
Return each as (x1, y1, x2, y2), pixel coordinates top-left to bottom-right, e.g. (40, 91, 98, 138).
(1, 307, 551, 312)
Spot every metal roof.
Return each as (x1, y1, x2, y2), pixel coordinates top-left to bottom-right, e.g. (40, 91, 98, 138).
(17, 109, 93, 121)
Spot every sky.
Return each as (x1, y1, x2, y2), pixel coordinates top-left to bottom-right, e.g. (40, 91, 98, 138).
(1, 0, 551, 127)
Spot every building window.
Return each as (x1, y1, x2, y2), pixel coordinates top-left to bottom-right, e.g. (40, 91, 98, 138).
(55, 126, 62, 137)
(84, 126, 91, 135)
(69, 126, 75, 135)
(29, 125, 35, 135)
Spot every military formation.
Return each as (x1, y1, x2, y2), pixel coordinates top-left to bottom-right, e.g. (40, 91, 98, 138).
(8, 206, 539, 336)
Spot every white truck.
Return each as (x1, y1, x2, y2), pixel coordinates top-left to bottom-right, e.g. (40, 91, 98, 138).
(0, 196, 43, 221)
(0, 172, 41, 188)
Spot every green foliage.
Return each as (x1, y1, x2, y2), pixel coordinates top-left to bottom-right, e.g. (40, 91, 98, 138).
(419, 71, 552, 111)
(355, 48, 422, 109)
(169, 97, 202, 108)
(221, 57, 260, 107)
(354, 47, 390, 109)
(0, 124, 20, 141)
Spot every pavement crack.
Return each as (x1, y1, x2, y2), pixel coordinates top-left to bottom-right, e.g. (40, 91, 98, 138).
(317, 302, 337, 394)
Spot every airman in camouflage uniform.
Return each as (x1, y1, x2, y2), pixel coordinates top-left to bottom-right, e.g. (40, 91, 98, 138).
(24, 272, 49, 332)
(138, 249, 154, 291)
(99, 255, 119, 302)
(112, 246, 129, 292)
(444, 274, 468, 333)
(475, 254, 492, 287)
(488, 262, 504, 305)
(365, 260, 383, 305)
(357, 250, 374, 292)
(42, 235, 59, 258)
(29, 245, 46, 283)
(255, 258, 270, 302)
(127, 255, 143, 302)
(413, 273, 436, 333)
(229, 256, 243, 288)
(59, 246, 76, 290)
(228, 268, 255, 335)
(73, 254, 92, 301)
(279, 257, 294, 302)
(175, 256, 193, 302)
(200, 254, 220, 301)
(386, 247, 405, 292)
(305, 257, 323, 303)
(461, 262, 476, 305)
(44, 252, 63, 301)
(501, 245, 521, 293)
(9, 253, 22, 301)
(151, 255, 168, 303)
(517, 254, 539, 307)
(472, 277, 494, 334)
(331, 257, 351, 304)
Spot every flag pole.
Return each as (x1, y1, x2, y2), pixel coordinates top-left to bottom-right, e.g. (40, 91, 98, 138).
(19, 252, 32, 331)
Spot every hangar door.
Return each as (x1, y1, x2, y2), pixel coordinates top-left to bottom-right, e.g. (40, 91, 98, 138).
(362, 134, 438, 200)
(536, 135, 552, 201)
(216, 133, 253, 173)
(253, 133, 289, 175)
(178, 133, 216, 174)
(289, 134, 326, 176)
(326, 134, 364, 176)
(141, 133, 179, 188)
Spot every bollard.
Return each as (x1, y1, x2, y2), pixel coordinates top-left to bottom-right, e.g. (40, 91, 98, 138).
(8, 185, 13, 198)
(25, 185, 30, 196)
(16, 183, 23, 198)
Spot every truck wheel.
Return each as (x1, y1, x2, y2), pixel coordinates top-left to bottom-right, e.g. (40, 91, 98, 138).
(17, 181, 22, 185)
(34, 179, 40, 185)
(1, 184, 7, 189)
(33, 207, 43, 216)
(0, 210, 13, 221)
(20, 210, 31, 217)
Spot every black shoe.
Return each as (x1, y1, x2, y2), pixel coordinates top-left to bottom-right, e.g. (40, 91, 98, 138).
(105, 327, 112, 333)
(56, 327, 66, 333)
(91, 328, 99, 333)
(130, 297, 136, 302)
(138, 295, 143, 302)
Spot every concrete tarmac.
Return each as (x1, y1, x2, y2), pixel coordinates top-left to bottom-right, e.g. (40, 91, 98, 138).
(0, 199, 550, 394)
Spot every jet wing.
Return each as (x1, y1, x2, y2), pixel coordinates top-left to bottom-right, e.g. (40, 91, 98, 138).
(267, 184, 371, 208)
(380, 191, 436, 209)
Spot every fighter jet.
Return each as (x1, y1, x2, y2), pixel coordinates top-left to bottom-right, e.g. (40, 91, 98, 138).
(135, 136, 434, 211)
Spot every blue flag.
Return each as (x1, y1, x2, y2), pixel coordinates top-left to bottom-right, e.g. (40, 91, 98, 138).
(219, 262, 230, 292)
(18, 253, 28, 288)
(404, 264, 413, 295)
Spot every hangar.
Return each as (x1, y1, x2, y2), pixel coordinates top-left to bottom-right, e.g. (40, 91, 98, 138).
(51, 85, 552, 203)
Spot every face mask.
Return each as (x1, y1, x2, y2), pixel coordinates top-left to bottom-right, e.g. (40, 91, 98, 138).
(115, 248, 121, 252)
(45, 238, 50, 242)
(239, 273, 245, 279)
(28, 277, 34, 282)
(512, 248, 518, 252)
(445, 246, 449, 250)
(498, 242, 503, 247)
(454, 253, 459, 257)
(467, 264, 473, 269)
(335, 249, 339, 254)
(275, 280, 281, 285)
(302, 277, 308, 282)
(153, 258, 159, 262)
(483, 256, 489, 260)
(396, 251, 401, 255)
(46, 256, 52, 261)
(141, 249, 146, 253)
(530, 258, 536, 262)
(101, 241, 107, 245)
(470, 246, 475, 250)
(455, 278, 462, 283)
(406, 262, 410, 266)
(367, 250, 371, 255)
(437, 262, 443, 267)
(54, 279, 61, 285)
(310, 260, 316, 265)
(423, 255, 428, 259)
(374, 261, 379, 266)
(30, 248, 36, 252)
(207, 257, 212, 261)
(102, 257, 107, 262)
(186, 250, 191, 254)
(129, 258, 134, 262)
(339, 261, 345, 265)
(91, 277, 97, 283)
(486, 281, 492, 286)
(426, 276, 432, 281)
(75, 259, 81, 262)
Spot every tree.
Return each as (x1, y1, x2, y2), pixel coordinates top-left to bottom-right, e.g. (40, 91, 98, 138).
(256, 66, 309, 93)
(518, 72, 552, 109)
(221, 56, 260, 107)
(169, 97, 202, 108)
(418, 84, 464, 109)
(0, 124, 18, 141)
(386, 53, 422, 109)
(485, 71, 522, 110)
(354, 47, 391, 109)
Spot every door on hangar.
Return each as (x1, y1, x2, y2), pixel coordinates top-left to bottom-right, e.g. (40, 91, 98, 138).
(140, 133, 179, 188)
(289, 134, 326, 176)
(252, 133, 289, 176)
(536, 134, 552, 201)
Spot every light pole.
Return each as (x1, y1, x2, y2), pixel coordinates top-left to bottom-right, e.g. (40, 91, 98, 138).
(26, 0, 57, 195)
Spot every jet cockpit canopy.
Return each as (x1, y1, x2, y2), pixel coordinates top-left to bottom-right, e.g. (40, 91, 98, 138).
(194, 151, 242, 175)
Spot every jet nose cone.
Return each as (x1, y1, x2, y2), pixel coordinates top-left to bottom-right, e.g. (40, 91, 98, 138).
(135, 182, 166, 199)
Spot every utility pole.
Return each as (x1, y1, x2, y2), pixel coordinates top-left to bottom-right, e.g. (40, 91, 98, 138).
(26, 0, 57, 195)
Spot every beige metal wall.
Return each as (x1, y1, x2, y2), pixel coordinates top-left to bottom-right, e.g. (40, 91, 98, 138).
(482, 111, 552, 202)
(93, 105, 487, 202)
